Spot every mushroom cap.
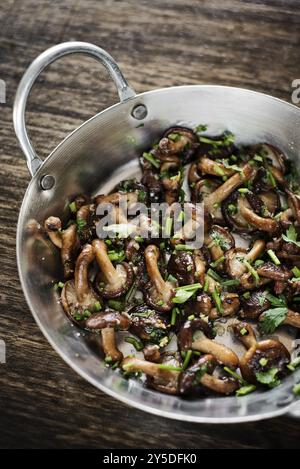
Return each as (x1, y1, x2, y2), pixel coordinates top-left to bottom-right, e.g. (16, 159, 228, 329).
(225, 248, 248, 279)
(222, 191, 256, 233)
(178, 354, 216, 395)
(86, 310, 130, 330)
(129, 305, 168, 344)
(240, 339, 290, 385)
(95, 262, 134, 299)
(240, 289, 271, 319)
(159, 126, 198, 163)
(178, 318, 214, 352)
(190, 178, 221, 204)
(209, 293, 240, 319)
(61, 279, 99, 327)
(256, 262, 292, 281)
(167, 251, 196, 286)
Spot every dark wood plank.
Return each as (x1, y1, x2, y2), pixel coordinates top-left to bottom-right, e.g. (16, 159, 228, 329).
(0, 0, 300, 449)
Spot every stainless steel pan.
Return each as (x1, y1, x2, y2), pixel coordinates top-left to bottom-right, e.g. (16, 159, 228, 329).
(14, 42, 300, 422)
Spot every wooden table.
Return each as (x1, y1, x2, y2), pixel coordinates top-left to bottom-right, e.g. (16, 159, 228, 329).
(1, 0, 299, 449)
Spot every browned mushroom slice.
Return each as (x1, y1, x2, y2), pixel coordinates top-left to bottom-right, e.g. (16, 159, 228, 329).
(197, 157, 235, 177)
(238, 196, 278, 234)
(61, 224, 80, 279)
(186, 293, 213, 317)
(256, 262, 292, 281)
(286, 189, 300, 225)
(92, 239, 133, 299)
(209, 293, 240, 320)
(179, 319, 239, 367)
(160, 158, 182, 205)
(204, 163, 257, 216)
(167, 250, 205, 286)
(86, 310, 130, 330)
(101, 327, 123, 363)
(205, 225, 235, 270)
(76, 203, 96, 243)
(86, 310, 130, 363)
(262, 143, 287, 174)
(144, 245, 175, 312)
(225, 240, 265, 282)
(282, 309, 300, 328)
(143, 344, 161, 362)
(61, 244, 99, 326)
(178, 354, 239, 396)
(232, 322, 290, 385)
(141, 169, 164, 203)
(122, 357, 179, 395)
(190, 178, 221, 206)
(128, 305, 169, 345)
(240, 290, 271, 319)
(258, 191, 279, 217)
(159, 127, 198, 163)
(188, 161, 201, 185)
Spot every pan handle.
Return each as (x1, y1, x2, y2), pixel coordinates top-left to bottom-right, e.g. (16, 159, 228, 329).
(13, 41, 136, 177)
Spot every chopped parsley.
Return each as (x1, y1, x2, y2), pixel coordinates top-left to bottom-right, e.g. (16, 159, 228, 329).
(259, 307, 288, 334)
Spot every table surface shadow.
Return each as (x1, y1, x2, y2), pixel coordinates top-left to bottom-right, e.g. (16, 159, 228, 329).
(0, 0, 299, 449)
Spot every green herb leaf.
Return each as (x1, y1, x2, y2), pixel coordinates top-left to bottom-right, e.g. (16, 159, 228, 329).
(259, 307, 288, 334)
(282, 225, 300, 247)
(255, 367, 280, 388)
(236, 384, 256, 396)
(142, 152, 160, 169)
(293, 383, 300, 395)
(124, 336, 144, 351)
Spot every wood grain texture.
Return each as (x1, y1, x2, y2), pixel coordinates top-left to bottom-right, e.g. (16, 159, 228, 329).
(0, 0, 300, 449)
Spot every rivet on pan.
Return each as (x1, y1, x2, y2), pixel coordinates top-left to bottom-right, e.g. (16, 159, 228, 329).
(40, 174, 55, 190)
(131, 104, 148, 120)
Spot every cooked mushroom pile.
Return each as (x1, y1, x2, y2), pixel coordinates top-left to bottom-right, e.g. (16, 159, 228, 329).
(46, 125, 300, 398)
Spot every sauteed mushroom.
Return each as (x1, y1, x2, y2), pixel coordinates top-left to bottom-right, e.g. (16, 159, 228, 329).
(179, 354, 239, 395)
(233, 322, 290, 385)
(93, 239, 133, 299)
(86, 310, 130, 363)
(61, 244, 99, 326)
(159, 127, 198, 163)
(128, 305, 169, 345)
(47, 125, 300, 400)
(45, 217, 79, 278)
(122, 356, 179, 394)
(144, 245, 175, 312)
(179, 319, 239, 367)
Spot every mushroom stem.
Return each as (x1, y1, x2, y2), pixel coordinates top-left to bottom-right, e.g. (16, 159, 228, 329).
(92, 239, 120, 287)
(199, 373, 239, 395)
(122, 357, 180, 380)
(75, 244, 95, 303)
(204, 164, 256, 212)
(44, 216, 62, 248)
(61, 224, 79, 278)
(192, 332, 239, 367)
(284, 309, 300, 328)
(145, 245, 166, 293)
(232, 322, 257, 349)
(246, 239, 266, 262)
(238, 198, 278, 233)
(101, 327, 123, 363)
